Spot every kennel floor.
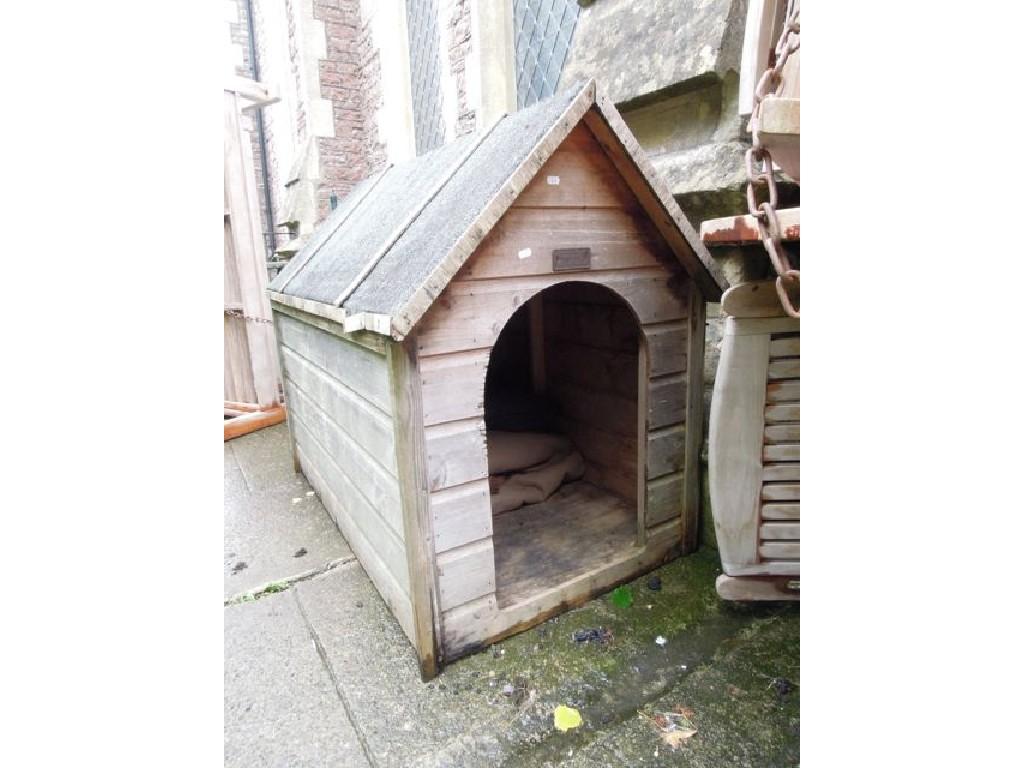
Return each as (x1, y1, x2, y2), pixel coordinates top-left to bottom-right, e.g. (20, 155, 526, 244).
(491, 480, 638, 608)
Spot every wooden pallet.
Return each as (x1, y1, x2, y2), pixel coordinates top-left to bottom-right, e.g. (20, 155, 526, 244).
(224, 401, 286, 441)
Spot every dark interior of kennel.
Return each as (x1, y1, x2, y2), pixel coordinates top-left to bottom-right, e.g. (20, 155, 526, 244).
(485, 281, 644, 607)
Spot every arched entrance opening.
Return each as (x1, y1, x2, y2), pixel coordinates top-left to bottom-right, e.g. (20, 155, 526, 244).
(484, 281, 647, 608)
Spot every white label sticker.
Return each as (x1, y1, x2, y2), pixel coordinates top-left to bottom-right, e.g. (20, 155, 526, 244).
(517, 248, 532, 260)
(547, 175, 560, 185)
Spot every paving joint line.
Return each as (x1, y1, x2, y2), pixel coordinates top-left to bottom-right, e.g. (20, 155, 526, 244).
(224, 555, 357, 605)
(293, 586, 379, 768)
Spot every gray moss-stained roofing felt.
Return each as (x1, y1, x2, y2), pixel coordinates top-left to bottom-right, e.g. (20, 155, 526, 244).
(270, 82, 586, 313)
(343, 84, 585, 315)
(267, 132, 478, 303)
(269, 79, 720, 326)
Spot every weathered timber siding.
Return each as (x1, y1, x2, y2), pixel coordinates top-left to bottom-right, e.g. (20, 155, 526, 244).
(543, 285, 639, 501)
(274, 311, 415, 640)
(412, 123, 693, 655)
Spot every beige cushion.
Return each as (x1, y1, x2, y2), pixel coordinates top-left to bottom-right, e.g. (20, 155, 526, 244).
(487, 431, 585, 514)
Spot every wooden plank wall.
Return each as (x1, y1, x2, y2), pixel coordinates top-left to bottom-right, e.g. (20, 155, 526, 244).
(760, 331, 800, 563)
(274, 311, 415, 641)
(224, 194, 256, 403)
(413, 122, 693, 655)
(543, 285, 639, 502)
(223, 90, 279, 408)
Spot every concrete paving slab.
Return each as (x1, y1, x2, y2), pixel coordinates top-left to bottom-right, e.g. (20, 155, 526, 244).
(229, 423, 302, 492)
(293, 563, 509, 768)
(224, 589, 371, 768)
(224, 442, 249, 499)
(224, 425, 353, 599)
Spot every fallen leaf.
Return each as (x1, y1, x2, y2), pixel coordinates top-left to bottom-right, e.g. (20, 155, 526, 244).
(661, 728, 697, 749)
(674, 705, 696, 718)
(553, 705, 583, 732)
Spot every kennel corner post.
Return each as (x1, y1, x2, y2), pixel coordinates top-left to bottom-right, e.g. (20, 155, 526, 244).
(681, 285, 707, 554)
(387, 334, 442, 680)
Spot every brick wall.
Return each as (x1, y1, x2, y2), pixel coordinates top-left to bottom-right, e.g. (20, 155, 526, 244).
(312, 0, 387, 223)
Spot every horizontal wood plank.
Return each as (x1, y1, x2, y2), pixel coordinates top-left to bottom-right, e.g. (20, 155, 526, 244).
(277, 313, 392, 414)
(644, 321, 687, 377)
(463, 208, 666, 280)
(759, 541, 799, 559)
(648, 374, 686, 429)
(416, 269, 687, 357)
(429, 479, 493, 554)
(766, 380, 799, 403)
(770, 336, 800, 357)
(546, 340, 638, 400)
(513, 124, 641, 210)
(762, 463, 800, 482)
(648, 424, 686, 479)
(286, 383, 403, 536)
(424, 418, 488, 492)
(767, 358, 800, 380)
(764, 423, 799, 444)
(281, 347, 397, 473)
(761, 522, 800, 540)
(290, 417, 409, 592)
(550, 380, 637, 437)
(761, 483, 799, 501)
(645, 472, 683, 526)
(764, 443, 800, 462)
(761, 502, 800, 520)
(765, 404, 800, 424)
(436, 538, 496, 612)
(418, 348, 489, 426)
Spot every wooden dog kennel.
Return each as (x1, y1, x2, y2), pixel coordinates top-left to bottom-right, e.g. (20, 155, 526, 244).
(267, 80, 726, 678)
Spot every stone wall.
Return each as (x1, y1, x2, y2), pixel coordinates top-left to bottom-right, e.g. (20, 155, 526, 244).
(560, 0, 758, 226)
(445, 0, 476, 137)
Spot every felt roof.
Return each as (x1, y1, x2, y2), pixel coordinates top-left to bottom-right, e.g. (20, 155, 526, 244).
(268, 79, 726, 339)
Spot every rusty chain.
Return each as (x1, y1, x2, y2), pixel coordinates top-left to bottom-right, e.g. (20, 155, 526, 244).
(745, 0, 800, 318)
(224, 308, 272, 324)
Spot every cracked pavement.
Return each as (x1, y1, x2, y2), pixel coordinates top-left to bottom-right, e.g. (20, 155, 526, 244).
(224, 424, 799, 767)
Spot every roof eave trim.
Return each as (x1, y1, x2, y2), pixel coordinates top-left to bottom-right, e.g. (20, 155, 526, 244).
(584, 89, 728, 299)
(269, 290, 394, 339)
(389, 79, 599, 340)
(268, 290, 349, 327)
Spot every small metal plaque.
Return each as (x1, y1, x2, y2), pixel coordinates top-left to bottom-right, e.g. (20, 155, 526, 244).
(552, 247, 591, 272)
